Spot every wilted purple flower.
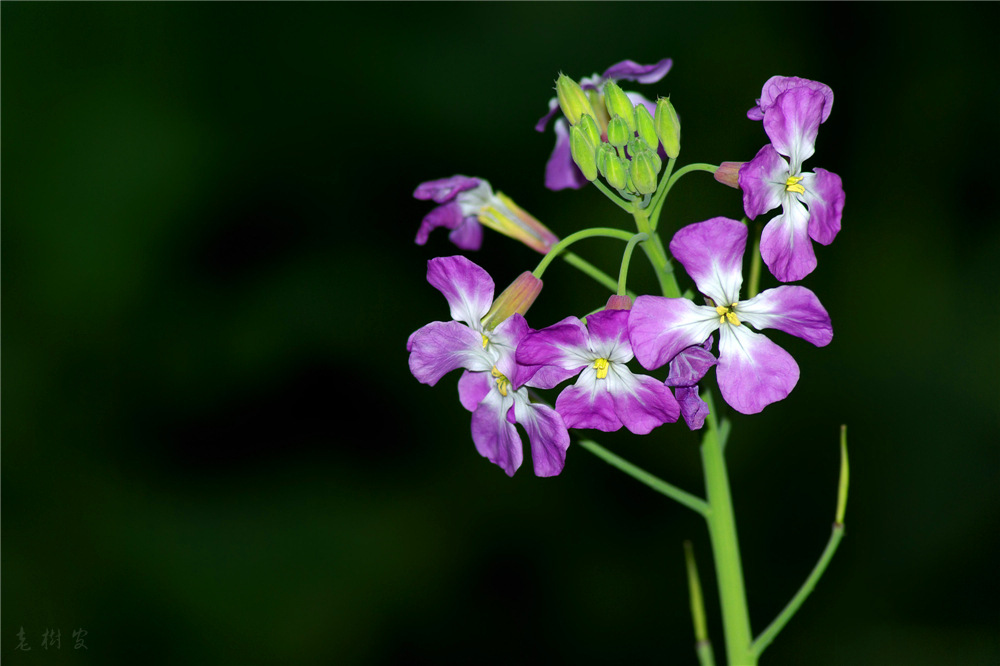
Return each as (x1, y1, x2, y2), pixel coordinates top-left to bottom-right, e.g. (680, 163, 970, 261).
(536, 58, 672, 191)
(739, 77, 845, 282)
(407, 255, 569, 476)
(517, 309, 679, 434)
(665, 337, 716, 430)
(414, 176, 559, 253)
(629, 218, 833, 414)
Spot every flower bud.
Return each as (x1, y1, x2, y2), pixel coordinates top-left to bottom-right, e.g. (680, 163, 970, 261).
(578, 113, 602, 148)
(630, 151, 660, 195)
(570, 124, 598, 182)
(603, 81, 636, 133)
(654, 97, 681, 158)
(481, 271, 543, 331)
(605, 294, 633, 311)
(556, 74, 596, 126)
(596, 143, 616, 176)
(713, 161, 743, 189)
(607, 116, 631, 149)
(603, 153, 628, 191)
(635, 104, 659, 152)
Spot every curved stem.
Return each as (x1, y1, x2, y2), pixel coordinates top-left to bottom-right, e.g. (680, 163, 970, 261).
(617, 233, 648, 295)
(560, 252, 620, 293)
(632, 208, 681, 298)
(532, 227, 638, 279)
(649, 162, 718, 230)
(578, 439, 709, 516)
(592, 179, 635, 213)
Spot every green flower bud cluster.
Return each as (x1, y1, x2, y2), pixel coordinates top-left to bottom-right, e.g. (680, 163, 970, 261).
(555, 74, 682, 197)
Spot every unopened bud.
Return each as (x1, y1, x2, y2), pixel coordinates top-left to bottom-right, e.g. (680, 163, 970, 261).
(578, 114, 602, 148)
(603, 154, 628, 191)
(635, 104, 659, 152)
(596, 143, 616, 177)
(603, 81, 636, 133)
(605, 294, 633, 311)
(607, 116, 631, 149)
(654, 97, 681, 159)
(570, 124, 598, 182)
(630, 151, 660, 195)
(714, 161, 743, 189)
(481, 271, 543, 331)
(556, 74, 596, 126)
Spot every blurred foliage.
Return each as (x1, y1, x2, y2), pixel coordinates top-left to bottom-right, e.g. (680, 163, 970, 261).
(3, 3, 998, 664)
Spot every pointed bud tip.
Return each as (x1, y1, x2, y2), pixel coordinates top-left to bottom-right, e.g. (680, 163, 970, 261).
(714, 162, 744, 189)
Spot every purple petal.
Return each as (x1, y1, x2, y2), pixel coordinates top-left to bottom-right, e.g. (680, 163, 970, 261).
(470, 389, 522, 477)
(415, 202, 462, 246)
(584, 310, 632, 359)
(738, 286, 833, 347)
(629, 295, 720, 371)
(609, 372, 679, 435)
(669, 217, 747, 305)
(748, 76, 834, 123)
(407, 321, 493, 386)
(458, 369, 492, 412)
(545, 119, 590, 191)
(739, 144, 787, 221)
(676, 385, 709, 430)
(602, 58, 673, 84)
(446, 216, 484, 251)
(759, 199, 817, 282)
(801, 168, 844, 246)
(491, 314, 538, 390)
(515, 399, 570, 477)
(665, 336, 717, 387)
(516, 316, 590, 370)
(762, 87, 825, 169)
(555, 382, 619, 431)
(413, 175, 482, 203)
(717, 324, 799, 414)
(426, 255, 495, 327)
(535, 97, 560, 133)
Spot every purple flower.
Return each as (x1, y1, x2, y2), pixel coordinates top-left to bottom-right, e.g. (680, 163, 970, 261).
(739, 78, 845, 282)
(414, 176, 559, 254)
(407, 255, 570, 477)
(536, 58, 672, 191)
(517, 309, 679, 435)
(628, 218, 833, 415)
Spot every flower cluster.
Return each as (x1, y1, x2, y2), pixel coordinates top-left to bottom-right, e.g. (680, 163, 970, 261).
(407, 62, 842, 477)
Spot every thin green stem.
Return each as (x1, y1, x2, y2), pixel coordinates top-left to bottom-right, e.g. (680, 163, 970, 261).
(617, 233, 648, 295)
(578, 439, 709, 517)
(700, 390, 755, 666)
(685, 540, 717, 666)
(750, 427, 850, 659)
(532, 227, 638, 279)
(645, 156, 677, 224)
(746, 221, 763, 299)
(560, 252, 620, 293)
(592, 179, 635, 213)
(632, 208, 681, 298)
(649, 162, 718, 230)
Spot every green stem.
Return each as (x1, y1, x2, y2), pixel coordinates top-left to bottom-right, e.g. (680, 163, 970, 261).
(632, 208, 681, 298)
(685, 540, 717, 666)
(617, 233, 648, 296)
(700, 390, 755, 666)
(532, 227, 638, 279)
(751, 426, 850, 658)
(746, 221, 763, 299)
(578, 439, 709, 516)
(649, 162, 718, 231)
(592, 179, 635, 213)
(560, 252, 620, 293)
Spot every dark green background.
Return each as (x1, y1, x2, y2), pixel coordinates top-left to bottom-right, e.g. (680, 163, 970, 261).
(4, 3, 998, 664)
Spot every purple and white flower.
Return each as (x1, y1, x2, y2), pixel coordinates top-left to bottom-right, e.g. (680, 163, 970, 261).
(739, 77, 845, 282)
(517, 309, 679, 434)
(628, 218, 833, 415)
(536, 58, 672, 191)
(414, 176, 559, 254)
(407, 255, 570, 477)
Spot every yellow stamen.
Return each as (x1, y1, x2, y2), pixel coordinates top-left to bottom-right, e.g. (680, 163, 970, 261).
(491, 366, 510, 397)
(481, 333, 489, 349)
(785, 174, 806, 194)
(715, 303, 741, 326)
(593, 358, 610, 380)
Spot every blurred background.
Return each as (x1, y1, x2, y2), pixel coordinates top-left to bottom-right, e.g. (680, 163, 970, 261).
(4, 3, 998, 664)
